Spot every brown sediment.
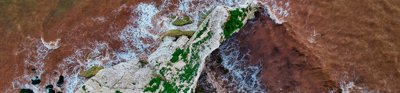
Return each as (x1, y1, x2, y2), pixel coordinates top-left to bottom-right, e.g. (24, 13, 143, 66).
(0, 0, 57, 91)
(285, 0, 400, 92)
(239, 10, 336, 92)
(203, 10, 336, 92)
(0, 0, 175, 92)
(203, 0, 400, 92)
(2, 0, 400, 92)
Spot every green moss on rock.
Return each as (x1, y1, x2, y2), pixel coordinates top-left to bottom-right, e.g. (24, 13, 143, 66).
(170, 48, 184, 63)
(79, 66, 104, 78)
(172, 16, 193, 26)
(115, 90, 122, 93)
(144, 76, 162, 92)
(195, 21, 209, 39)
(223, 8, 247, 38)
(161, 29, 195, 39)
(144, 7, 254, 93)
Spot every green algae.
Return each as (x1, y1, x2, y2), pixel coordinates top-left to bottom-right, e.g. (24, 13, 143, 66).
(195, 21, 210, 39)
(170, 48, 184, 63)
(181, 48, 190, 62)
(159, 67, 168, 76)
(144, 7, 253, 93)
(144, 76, 162, 92)
(223, 8, 247, 38)
(79, 66, 104, 78)
(172, 16, 193, 26)
(179, 63, 200, 83)
(144, 76, 180, 93)
(115, 90, 122, 93)
(161, 81, 179, 93)
(145, 28, 212, 92)
(193, 31, 213, 47)
(153, 21, 213, 92)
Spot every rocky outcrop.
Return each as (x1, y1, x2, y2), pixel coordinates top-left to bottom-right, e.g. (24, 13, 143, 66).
(79, 66, 104, 78)
(75, 35, 190, 93)
(75, 60, 153, 93)
(172, 15, 193, 26)
(77, 3, 257, 93)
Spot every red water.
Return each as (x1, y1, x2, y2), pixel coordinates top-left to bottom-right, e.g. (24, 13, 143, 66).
(0, 0, 167, 92)
(2, 0, 400, 93)
(203, 0, 400, 92)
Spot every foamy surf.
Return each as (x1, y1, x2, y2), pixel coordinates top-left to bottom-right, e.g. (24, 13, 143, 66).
(41, 37, 61, 50)
(259, 0, 290, 24)
(219, 38, 265, 93)
(118, 3, 161, 59)
(12, 39, 54, 92)
(10, 0, 273, 92)
(62, 3, 165, 93)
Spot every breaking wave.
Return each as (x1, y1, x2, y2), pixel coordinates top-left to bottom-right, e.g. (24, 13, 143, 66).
(219, 38, 265, 93)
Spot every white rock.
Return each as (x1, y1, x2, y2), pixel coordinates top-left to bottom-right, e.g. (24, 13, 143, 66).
(75, 61, 152, 93)
(76, 3, 258, 93)
(76, 36, 190, 93)
(148, 36, 190, 69)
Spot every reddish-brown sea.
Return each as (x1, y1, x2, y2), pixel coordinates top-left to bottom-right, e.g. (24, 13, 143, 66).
(1, 0, 400, 93)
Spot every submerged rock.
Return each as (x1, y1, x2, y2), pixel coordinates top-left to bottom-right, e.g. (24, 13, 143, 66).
(46, 84, 56, 93)
(31, 76, 41, 85)
(172, 15, 193, 26)
(45, 84, 54, 89)
(79, 66, 104, 78)
(160, 29, 195, 39)
(20, 89, 34, 93)
(56, 75, 64, 87)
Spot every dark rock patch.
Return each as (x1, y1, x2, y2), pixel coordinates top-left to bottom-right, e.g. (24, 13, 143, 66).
(45, 84, 53, 89)
(20, 89, 34, 93)
(45, 84, 55, 93)
(31, 76, 41, 85)
(56, 75, 64, 87)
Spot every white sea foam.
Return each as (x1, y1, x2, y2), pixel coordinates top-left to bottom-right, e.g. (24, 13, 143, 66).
(61, 3, 162, 92)
(41, 37, 61, 50)
(59, 41, 140, 93)
(219, 39, 265, 93)
(11, 0, 272, 92)
(178, 0, 191, 12)
(91, 16, 106, 23)
(118, 3, 160, 54)
(260, 0, 290, 24)
(12, 39, 55, 92)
